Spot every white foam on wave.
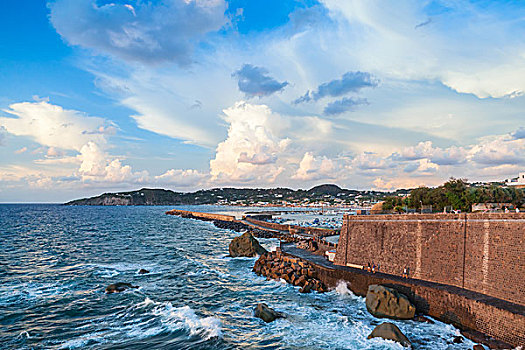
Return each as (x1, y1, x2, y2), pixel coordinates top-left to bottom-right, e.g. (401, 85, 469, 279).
(151, 302, 222, 340)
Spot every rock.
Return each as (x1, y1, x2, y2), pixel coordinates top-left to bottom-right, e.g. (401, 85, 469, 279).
(414, 315, 434, 324)
(105, 282, 138, 294)
(453, 336, 464, 343)
(367, 322, 411, 347)
(366, 285, 415, 320)
(138, 269, 149, 274)
(229, 232, 268, 257)
(300, 282, 312, 293)
(254, 303, 284, 323)
(473, 345, 485, 350)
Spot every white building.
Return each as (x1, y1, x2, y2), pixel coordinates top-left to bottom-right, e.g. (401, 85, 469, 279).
(506, 172, 525, 188)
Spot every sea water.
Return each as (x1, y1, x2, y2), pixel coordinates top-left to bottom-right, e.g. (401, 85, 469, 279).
(0, 204, 475, 349)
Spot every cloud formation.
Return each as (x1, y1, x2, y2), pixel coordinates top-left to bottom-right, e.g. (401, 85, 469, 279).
(0, 101, 110, 151)
(232, 64, 289, 97)
(295, 71, 378, 103)
(209, 101, 290, 183)
(323, 97, 368, 115)
(49, 0, 228, 65)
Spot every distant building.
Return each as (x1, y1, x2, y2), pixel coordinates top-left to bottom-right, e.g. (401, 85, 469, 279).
(506, 172, 525, 188)
(472, 203, 514, 212)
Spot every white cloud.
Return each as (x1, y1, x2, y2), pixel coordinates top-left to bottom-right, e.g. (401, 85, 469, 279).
(76, 142, 147, 183)
(292, 152, 344, 181)
(50, 0, 228, 65)
(0, 101, 109, 151)
(210, 101, 290, 183)
(154, 169, 208, 187)
(319, 0, 525, 98)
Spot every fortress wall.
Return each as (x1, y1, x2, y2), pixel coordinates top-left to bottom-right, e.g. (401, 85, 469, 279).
(464, 213, 525, 305)
(334, 213, 525, 305)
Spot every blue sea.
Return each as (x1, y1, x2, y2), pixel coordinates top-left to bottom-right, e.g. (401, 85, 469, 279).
(0, 204, 476, 349)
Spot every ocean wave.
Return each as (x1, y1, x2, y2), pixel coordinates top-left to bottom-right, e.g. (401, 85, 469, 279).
(150, 301, 222, 340)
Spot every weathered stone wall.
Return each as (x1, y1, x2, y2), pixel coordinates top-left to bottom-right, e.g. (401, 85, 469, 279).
(334, 213, 525, 305)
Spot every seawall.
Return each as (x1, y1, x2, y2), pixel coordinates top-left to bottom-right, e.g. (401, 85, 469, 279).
(283, 243, 524, 348)
(335, 213, 525, 306)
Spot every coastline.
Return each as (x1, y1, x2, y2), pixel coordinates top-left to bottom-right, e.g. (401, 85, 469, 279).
(167, 208, 523, 349)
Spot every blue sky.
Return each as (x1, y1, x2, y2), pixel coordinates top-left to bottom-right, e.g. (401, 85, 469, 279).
(0, 0, 524, 202)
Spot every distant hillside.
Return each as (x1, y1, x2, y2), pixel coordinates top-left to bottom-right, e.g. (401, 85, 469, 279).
(65, 185, 398, 206)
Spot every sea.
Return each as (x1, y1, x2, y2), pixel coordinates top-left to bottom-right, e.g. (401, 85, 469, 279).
(0, 204, 477, 349)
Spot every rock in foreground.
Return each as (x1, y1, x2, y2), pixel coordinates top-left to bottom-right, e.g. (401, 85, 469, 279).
(366, 285, 415, 319)
(229, 232, 267, 257)
(368, 322, 411, 347)
(254, 303, 284, 323)
(105, 282, 139, 294)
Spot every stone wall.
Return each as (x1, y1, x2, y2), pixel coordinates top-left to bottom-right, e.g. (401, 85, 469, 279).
(334, 213, 525, 305)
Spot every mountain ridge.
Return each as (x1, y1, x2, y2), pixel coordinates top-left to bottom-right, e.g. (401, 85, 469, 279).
(65, 185, 401, 206)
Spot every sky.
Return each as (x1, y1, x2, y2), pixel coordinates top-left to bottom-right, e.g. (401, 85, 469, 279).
(0, 0, 524, 202)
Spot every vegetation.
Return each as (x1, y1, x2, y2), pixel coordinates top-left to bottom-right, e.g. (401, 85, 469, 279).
(382, 178, 524, 212)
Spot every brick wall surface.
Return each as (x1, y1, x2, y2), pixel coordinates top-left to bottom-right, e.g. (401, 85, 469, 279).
(334, 213, 525, 305)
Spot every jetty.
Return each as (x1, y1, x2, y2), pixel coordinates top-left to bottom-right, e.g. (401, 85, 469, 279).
(167, 209, 525, 348)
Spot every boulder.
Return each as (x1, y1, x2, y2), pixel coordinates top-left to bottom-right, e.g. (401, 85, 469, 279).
(473, 345, 485, 350)
(229, 232, 268, 257)
(138, 269, 149, 274)
(453, 336, 464, 344)
(254, 303, 284, 323)
(368, 322, 411, 347)
(105, 282, 138, 294)
(366, 285, 415, 320)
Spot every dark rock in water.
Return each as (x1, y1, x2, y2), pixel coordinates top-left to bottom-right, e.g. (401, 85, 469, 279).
(453, 335, 464, 343)
(366, 285, 415, 320)
(229, 232, 267, 257)
(473, 345, 485, 350)
(254, 303, 284, 323)
(138, 269, 149, 274)
(414, 315, 434, 324)
(367, 322, 411, 347)
(105, 282, 139, 294)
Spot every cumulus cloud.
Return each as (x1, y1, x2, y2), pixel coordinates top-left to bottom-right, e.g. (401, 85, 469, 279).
(323, 97, 368, 115)
(154, 169, 208, 187)
(14, 147, 27, 155)
(0, 101, 109, 151)
(469, 136, 525, 166)
(295, 71, 378, 103)
(49, 0, 228, 65)
(232, 64, 288, 97)
(292, 152, 344, 181)
(210, 102, 291, 183)
(391, 141, 467, 166)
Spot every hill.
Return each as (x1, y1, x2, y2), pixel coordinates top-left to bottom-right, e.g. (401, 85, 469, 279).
(64, 185, 393, 206)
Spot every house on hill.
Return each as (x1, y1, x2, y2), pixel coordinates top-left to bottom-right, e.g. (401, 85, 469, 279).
(506, 172, 525, 188)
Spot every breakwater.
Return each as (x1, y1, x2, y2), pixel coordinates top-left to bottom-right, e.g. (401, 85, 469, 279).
(253, 249, 328, 293)
(165, 209, 339, 245)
